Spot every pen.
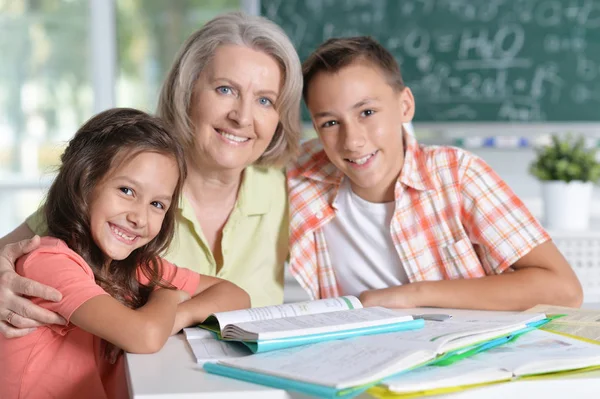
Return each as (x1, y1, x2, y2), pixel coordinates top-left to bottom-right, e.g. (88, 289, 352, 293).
(413, 314, 452, 322)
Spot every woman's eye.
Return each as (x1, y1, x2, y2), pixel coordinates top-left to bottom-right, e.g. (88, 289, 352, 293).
(217, 86, 233, 95)
(119, 187, 134, 196)
(151, 201, 165, 210)
(361, 109, 374, 117)
(258, 97, 273, 107)
(321, 120, 338, 128)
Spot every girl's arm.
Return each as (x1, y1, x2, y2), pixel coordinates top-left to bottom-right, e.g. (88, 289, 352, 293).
(171, 275, 251, 334)
(70, 288, 189, 353)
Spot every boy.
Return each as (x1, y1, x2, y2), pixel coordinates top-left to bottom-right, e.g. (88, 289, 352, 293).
(288, 36, 582, 310)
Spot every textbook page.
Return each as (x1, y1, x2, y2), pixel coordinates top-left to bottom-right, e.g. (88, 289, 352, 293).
(222, 306, 413, 340)
(382, 358, 511, 393)
(183, 328, 250, 364)
(481, 329, 600, 376)
(382, 330, 600, 393)
(215, 330, 434, 389)
(207, 296, 362, 333)
(526, 304, 600, 342)
(388, 315, 544, 354)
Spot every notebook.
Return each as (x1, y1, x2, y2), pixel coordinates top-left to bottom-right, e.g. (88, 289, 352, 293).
(374, 329, 600, 398)
(203, 312, 547, 398)
(196, 296, 424, 353)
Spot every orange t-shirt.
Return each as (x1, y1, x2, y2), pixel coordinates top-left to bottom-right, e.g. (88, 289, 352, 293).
(0, 236, 200, 399)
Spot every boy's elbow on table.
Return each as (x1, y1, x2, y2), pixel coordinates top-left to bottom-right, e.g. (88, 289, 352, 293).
(560, 276, 584, 308)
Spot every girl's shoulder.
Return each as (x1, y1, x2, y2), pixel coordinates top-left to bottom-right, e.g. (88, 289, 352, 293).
(17, 236, 93, 277)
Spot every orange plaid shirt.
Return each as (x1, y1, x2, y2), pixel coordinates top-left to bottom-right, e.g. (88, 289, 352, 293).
(287, 133, 550, 300)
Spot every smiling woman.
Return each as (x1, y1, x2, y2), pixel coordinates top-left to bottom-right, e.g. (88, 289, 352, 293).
(0, 12, 303, 339)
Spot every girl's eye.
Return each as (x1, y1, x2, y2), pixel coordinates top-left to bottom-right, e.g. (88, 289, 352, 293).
(361, 109, 374, 117)
(258, 97, 273, 107)
(119, 187, 134, 196)
(321, 120, 338, 128)
(151, 201, 165, 210)
(217, 86, 234, 95)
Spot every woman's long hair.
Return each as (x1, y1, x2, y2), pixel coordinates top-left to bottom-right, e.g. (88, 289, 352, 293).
(44, 108, 187, 361)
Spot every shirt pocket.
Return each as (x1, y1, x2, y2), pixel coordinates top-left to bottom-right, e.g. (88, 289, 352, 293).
(416, 238, 486, 280)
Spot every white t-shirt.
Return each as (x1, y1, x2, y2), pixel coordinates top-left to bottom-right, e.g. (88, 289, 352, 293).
(322, 178, 409, 297)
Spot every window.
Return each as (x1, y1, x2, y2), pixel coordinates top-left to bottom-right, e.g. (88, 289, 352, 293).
(0, 0, 244, 236)
(116, 0, 241, 112)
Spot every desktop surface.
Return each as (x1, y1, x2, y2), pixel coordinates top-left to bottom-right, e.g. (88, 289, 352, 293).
(126, 305, 600, 399)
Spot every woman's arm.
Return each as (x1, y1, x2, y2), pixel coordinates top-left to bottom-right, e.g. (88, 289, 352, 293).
(71, 288, 190, 353)
(1, 227, 66, 338)
(171, 275, 251, 334)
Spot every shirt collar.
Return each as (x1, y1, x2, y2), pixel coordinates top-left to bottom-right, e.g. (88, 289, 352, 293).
(398, 132, 435, 192)
(236, 166, 272, 216)
(301, 130, 434, 192)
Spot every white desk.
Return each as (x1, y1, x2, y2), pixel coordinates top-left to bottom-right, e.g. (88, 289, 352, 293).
(126, 305, 600, 399)
(125, 334, 319, 399)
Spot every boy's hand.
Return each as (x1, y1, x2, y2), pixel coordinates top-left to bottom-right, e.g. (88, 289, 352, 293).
(359, 286, 416, 309)
(0, 236, 67, 338)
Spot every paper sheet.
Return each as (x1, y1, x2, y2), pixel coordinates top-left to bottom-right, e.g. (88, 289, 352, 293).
(211, 296, 362, 330)
(183, 328, 250, 364)
(526, 304, 600, 343)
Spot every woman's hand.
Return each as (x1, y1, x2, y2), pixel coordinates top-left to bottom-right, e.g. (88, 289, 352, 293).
(0, 236, 66, 338)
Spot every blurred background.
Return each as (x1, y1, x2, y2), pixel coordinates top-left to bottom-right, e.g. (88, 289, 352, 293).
(0, 0, 245, 235)
(2, 0, 600, 301)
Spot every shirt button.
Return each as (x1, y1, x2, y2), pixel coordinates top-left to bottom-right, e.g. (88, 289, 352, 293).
(316, 212, 323, 219)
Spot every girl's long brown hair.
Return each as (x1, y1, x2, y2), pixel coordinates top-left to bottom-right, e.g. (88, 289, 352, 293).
(44, 108, 187, 361)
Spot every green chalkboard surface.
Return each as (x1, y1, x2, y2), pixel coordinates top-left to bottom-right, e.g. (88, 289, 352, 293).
(262, 0, 600, 122)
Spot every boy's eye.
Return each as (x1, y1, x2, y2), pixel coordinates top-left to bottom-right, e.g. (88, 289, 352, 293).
(151, 201, 165, 210)
(321, 120, 338, 128)
(119, 187, 134, 196)
(217, 86, 234, 95)
(361, 109, 374, 117)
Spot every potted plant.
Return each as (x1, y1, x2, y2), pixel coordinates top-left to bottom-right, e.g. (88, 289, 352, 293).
(529, 134, 600, 231)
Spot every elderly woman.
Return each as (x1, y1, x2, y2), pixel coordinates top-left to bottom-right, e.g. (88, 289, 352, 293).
(0, 12, 302, 338)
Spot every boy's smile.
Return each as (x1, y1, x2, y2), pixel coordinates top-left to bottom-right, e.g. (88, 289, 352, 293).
(306, 61, 415, 203)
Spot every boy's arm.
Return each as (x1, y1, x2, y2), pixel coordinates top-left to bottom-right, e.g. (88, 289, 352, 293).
(360, 240, 582, 311)
(171, 274, 251, 334)
(360, 154, 583, 311)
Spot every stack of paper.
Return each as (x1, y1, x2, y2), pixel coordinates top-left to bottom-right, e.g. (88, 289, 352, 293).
(202, 312, 547, 398)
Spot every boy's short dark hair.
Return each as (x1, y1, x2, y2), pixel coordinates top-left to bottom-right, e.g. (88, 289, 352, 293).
(302, 36, 405, 103)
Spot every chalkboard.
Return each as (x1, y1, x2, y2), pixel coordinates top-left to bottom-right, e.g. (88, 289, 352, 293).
(262, 0, 600, 122)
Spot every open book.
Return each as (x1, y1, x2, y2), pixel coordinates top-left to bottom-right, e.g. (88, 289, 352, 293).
(525, 304, 600, 343)
(196, 296, 423, 353)
(203, 311, 548, 398)
(375, 329, 600, 398)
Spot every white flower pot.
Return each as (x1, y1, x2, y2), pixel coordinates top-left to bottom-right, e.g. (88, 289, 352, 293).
(541, 181, 593, 231)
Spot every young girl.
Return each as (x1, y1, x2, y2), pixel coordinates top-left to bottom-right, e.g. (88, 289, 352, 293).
(0, 108, 251, 399)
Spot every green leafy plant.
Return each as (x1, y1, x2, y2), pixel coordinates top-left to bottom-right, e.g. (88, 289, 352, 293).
(529, 134, 600, 183)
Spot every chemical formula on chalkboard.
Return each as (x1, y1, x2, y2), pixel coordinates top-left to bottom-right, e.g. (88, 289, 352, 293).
(263, 0, 600, 122)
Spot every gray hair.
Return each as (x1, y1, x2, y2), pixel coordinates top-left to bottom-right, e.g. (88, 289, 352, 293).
(157, 11, 302, 167)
